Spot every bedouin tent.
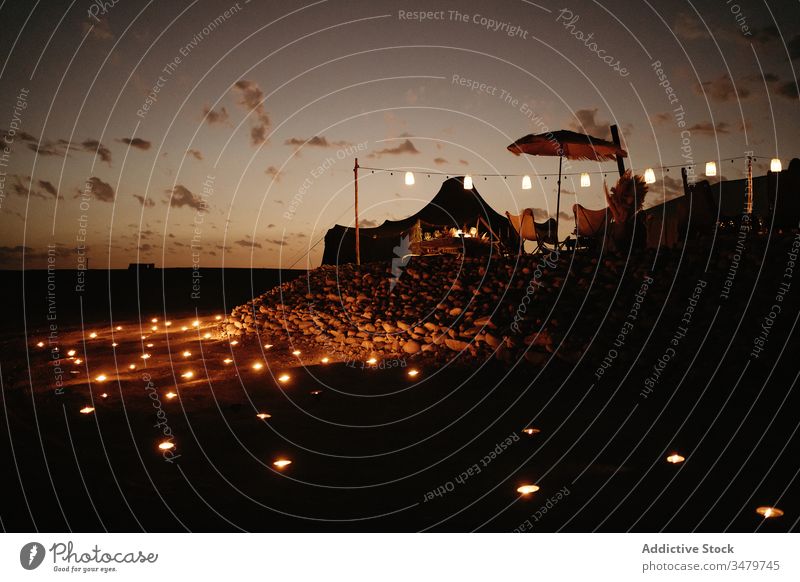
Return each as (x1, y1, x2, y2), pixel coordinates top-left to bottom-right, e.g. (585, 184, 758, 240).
(321, 177, 516, 265)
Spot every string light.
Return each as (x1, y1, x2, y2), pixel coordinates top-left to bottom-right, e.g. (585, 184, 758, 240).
(405, 171, 415, 185)
(521, 175, 532, 190)
(770, 158, 782, 172)
(705, 161, 717, 177)
(644, 168, 656, 184)
(580, 172, 591, 188)
(463, 175, 473, 189)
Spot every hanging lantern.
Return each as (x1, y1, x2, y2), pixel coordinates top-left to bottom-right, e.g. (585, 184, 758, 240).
(705, 161, 717, 177)
(580, 173, 591, 188)
(644, 168, 656, 184)
(770, 158, 782, 172)
(404, 171, 415, 186)
(521, 175, 532, 190)
(463, 175, 473, 189)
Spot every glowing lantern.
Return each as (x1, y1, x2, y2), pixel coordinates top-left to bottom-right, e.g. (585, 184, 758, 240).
(580, 172, 591, 188)
(79, 406, 94, 414)
(463, 175, 473, 189)
(521, 175, 532, 190)
(182, 351, 191, 357)
(756, 506, 784, 518)
(192, 320, 200, 327)
(404, 171, 415, 186)
(644, 168, 656, 184)
(158, 441, 174, 451)
(215, 315, 222, 321)
(181, 371, 194, 379)
(165, 321, 172, 327)
(770, 158, 782, 172)
(223, 358, 233, 364)
(116, 326, 123, 331)
(151, 326, 158, 331)
(292, 350, 301, 356)
(204, 332, 212, 339)
(705, 161, 717, 177)
(89, 332, 97, 339)
(36, 341, 45, 347)
(321, 357, 330, 364)
(181, 326, 188, 332)
(141, 353, 151, 360)
(522, 428, 540, 436)
(517, 484, 540, 495)
(146, 343, 154, 348)
(666, 453, 685, 464)
(129, 364, 136, 370)
(407, 369, 419, 377)
(278, 374, 290, 383)
(257, 413, 271, 420)
(111, 342, 118, 347)
(165, 392, 177, 400)
(100, 393, 108, 399)
(95, 374, 107, 382)
(141, 335, 146, 340)
(273, 459, 292, 469)
(252, 362, 264, 371)
(67, 349, 76, 357)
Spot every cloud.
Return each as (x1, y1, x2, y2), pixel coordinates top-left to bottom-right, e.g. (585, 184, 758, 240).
(235, 239, 262, 249)
(264, 238, 287, 247)
(202, 105, 229, 125)
(119, 137, 151, 150)
(166, 185, 205, 210)
(84, 177, 115, 202)
(133, 194, 155, 207)
(459, 159, 469, 166)
(775, 81, 799, 100)
(651, 112, 672, 125)
(83, 18, 114, 41)
(265, 166, 282, 181)
(233, 80, 270, 145)
(693, 74, 750, 102)
(433, 157, 448, 165)
(284, 136, 352, 148)
(568, 108, 610, 138)
(686, 121, 730, 135)
(187, 149, 203, 160)
(80, 139, 113, 163)
(368, 139, 420, 158)
(789, 35, 800, 60)
(37, 180, 59, 198)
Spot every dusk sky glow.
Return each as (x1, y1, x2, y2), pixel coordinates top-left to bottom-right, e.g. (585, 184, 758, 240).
(1, 0, 799, 268)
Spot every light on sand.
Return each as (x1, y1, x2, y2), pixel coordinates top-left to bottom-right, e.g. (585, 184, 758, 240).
(204, 332, 212, 339)
(366, 357, 378, 365)
(273, 459, 292, 469)
(192, 320, 200, 327)
(257, 413, 272, 420)
(128, 364, 136, 370)
(181, 326, 188, 332)
(151, 318, 158, 323)
(292, 350, 301, 356)
(522, 428, 541, 436)
(141, 353, 151, 360)
(116, 326, 123, 331)
(100, 393, 108, 399)
(79, 406, 95, 414)
(644, 168, 656, 184)
(146, 343, 154, 348)
(666, 453, 685, 464)
(223, 358, 233, 364)
(95, 374, 107, 382)
(74, 358, 83, 365)
(264, 344, 273, 349)
(230, 340, 239, 346)
(252, 362, 264, 371)
(181, 371, 194, 379)
(67, 349, 76, 357)
(36, 341, 45, 347)
(151, 325, 158, 331)
(158, 441, 174, 451)
(165, 321, 172, 327)
(278, 374, 290, 383)
(756, 506, 784, 519)
(182, 351, 192, 357)
(89, 332, 97, 339)
(517, 484, 540, 495)
(165, 392, 177, 400)
(321, 357, 330, 364)
(111, 342, 118, 347)
(215, 315, 222, 321)
(407, 368, 419, 377)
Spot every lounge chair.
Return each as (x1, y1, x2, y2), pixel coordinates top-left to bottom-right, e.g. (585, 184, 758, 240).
(505, 209, 559, 254)
(572, 204, 609, 248)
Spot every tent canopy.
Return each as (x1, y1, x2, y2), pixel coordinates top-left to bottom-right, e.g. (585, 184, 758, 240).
(321, 177, 514, 265)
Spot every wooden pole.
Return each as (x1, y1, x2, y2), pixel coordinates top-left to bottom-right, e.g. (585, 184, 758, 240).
(610, 124, 625, 177)
(354, 157, 360, 265)
(555, 155, 563, 241)
(745, 155, 753, 216)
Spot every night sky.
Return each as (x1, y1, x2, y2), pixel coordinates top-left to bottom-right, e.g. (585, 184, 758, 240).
(1, 0, 798, 269)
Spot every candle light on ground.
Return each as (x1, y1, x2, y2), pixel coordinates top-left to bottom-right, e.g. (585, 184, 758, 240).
(223, 358, 233, 364)
(257, 412, 271, 420)
(273, 458, 292, 469)
(74, 359, 83, 364)
(151, 325, 158, 332)
(215, 315, 222, 321)
(278, 373, 290, 383)
(165, 392, 177, 400)
(666, 453, 685, 464)
(100, 393, 108, 399)
(158, 441, 174, 451)
(192, 320, 200, 327)
(181, 326, 188, 332)
(95, 374, 107, 382)
(111, 342, 118, 347)
(129, 363, 136, 370)
(407, 368, 419, 377)
(366, 357, 378, 365)
(182, 351, 192, 357)
(79, 406, 95, 414)
(67, 349, 76, 357)
(230, 340, 239, 346)
(310, 389, 323, 396)
(151, 318, 158, 323)
(36, 341, 45, 347)
(292, 350, 301, 356)
(181, 371, 194, 379)
(522, 428, 541, 436)
(321, 357, 330, 364)
(116, 326, 123, 331)
(146, 343, 154, 348)
(204, 332, 212, 339)
(252, 362, 264, 371)
(264, 344, 273, 349)
(517, 484, 540, 495)
(141, 353, 151, 360)
(756, 506, 784, 518)
(89, 332, 97, 339)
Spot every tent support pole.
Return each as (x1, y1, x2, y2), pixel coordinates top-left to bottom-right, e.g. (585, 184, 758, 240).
(611, 124, 625, 177)
(354, 157, 360, 265)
